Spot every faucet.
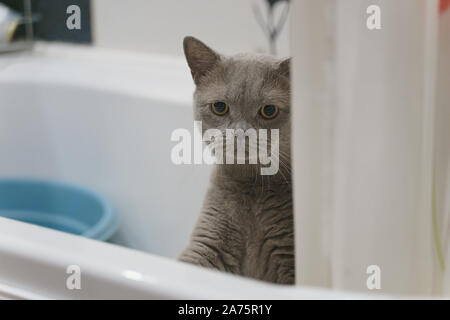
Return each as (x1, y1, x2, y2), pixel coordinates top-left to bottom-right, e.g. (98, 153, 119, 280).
(0, 0, 37, 53)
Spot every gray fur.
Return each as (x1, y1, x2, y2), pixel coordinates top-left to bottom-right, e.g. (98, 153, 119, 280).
(178, 36, 294, 284)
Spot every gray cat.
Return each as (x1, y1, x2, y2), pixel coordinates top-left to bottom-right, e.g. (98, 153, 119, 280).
(178, 36, 294, 285)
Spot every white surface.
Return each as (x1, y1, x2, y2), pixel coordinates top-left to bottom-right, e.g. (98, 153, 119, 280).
(292, 0, 448, 296)
(0, 43, 211, 258)
(0, 217, 381, 299)
(91, 0, 291, 57)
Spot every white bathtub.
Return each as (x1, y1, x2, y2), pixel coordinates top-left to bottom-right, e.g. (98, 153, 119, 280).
(0, 43, 369, 299)
(0, 43, 211, 258)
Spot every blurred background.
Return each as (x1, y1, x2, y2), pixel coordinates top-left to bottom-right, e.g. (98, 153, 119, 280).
(0, 0, 291, 56)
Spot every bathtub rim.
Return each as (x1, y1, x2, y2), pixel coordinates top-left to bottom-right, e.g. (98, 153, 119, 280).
(0, 41, 195, 107)
(0, 216, 388, 300)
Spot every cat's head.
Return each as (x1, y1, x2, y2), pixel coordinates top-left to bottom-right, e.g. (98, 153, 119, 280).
(183, 36, 291, 180)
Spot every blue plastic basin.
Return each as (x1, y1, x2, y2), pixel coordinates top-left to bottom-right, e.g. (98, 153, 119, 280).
(0, 179, 119, 241)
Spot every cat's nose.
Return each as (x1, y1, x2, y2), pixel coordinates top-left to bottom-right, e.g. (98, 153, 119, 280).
(230, 121, 251, 134)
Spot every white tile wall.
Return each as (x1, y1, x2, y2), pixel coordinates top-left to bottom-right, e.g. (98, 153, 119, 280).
(91, 0, 291, 57)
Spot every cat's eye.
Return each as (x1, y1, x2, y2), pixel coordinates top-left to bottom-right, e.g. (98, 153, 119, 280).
(260, 105, 279, 119)
(211, 101, 229, 116)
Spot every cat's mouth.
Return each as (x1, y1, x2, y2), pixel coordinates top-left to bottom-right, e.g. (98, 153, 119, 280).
(205, 141, 277, 165)
(198, 129, 284, 176)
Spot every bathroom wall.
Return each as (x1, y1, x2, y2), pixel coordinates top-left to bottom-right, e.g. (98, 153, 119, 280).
(91, 0, 291, 57)
(3, 0, 290, 56)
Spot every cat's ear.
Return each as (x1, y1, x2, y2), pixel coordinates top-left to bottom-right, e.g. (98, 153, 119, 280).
(183, 36, 220, 84)
(277, 58, 291, 78)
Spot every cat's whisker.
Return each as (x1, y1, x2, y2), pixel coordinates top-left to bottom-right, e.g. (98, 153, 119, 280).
(273, 155, 290, 185)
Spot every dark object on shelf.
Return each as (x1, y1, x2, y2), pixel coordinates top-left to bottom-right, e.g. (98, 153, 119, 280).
(0, 0, 91, 44)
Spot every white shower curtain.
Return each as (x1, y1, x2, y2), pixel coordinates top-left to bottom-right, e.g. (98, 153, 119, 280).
(291, 0, 449, 296)
(436, 2, 450, 295)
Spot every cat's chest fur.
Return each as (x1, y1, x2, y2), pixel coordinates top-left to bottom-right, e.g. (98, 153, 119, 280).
(202, 178, 294, 283)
